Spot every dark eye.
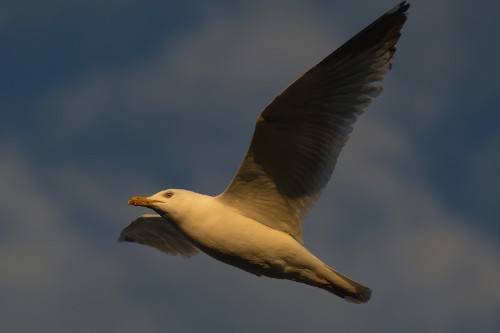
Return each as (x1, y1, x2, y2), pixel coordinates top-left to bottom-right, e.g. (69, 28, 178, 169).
(164, 191, 174, 199)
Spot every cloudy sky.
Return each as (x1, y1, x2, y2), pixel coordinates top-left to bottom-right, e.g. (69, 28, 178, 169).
(2, 0, 500, 332)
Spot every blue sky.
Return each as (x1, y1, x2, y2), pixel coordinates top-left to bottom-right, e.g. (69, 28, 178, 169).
(2, 1, 500, 332)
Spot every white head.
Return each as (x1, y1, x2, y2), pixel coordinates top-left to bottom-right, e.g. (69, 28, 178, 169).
(128, 189, 193, 222)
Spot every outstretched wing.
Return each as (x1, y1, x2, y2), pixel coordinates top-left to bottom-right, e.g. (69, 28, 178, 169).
(217, 2, 409, 242)
(118, 214, 199, 258)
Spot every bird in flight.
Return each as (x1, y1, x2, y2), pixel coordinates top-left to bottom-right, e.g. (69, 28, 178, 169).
(119, 2, 409, 303)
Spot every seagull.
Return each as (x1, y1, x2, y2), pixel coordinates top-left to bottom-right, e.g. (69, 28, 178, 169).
(119, 2, 409, 304)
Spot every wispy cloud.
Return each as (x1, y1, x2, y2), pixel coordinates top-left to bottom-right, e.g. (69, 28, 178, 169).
(2, 1, 500, 332)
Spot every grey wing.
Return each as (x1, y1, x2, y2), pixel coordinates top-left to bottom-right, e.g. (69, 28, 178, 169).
(118, 214, 199, 258)
(217, 2, 409, 242)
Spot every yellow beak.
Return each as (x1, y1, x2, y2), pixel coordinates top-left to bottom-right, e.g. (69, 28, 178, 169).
(127, 197, 161, 207)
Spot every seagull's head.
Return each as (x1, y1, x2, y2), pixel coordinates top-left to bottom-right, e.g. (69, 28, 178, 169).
(128, 189, 185, 221)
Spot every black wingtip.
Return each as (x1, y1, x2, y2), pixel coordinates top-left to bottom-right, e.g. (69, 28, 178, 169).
(117, 233, 132, 243)
(372, 1, 410, 33)
(313, 1, 409, 71)
(389, 2, 410, 16)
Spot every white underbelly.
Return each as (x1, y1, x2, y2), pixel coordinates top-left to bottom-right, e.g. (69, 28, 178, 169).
(178, 211, 325, 278)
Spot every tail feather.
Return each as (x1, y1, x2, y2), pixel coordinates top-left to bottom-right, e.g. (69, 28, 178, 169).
(322, 265, 372, 304)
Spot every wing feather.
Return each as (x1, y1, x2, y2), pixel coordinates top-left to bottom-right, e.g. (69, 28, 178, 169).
(218, 2, 409, 242)
(118, 214, 199, 258)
